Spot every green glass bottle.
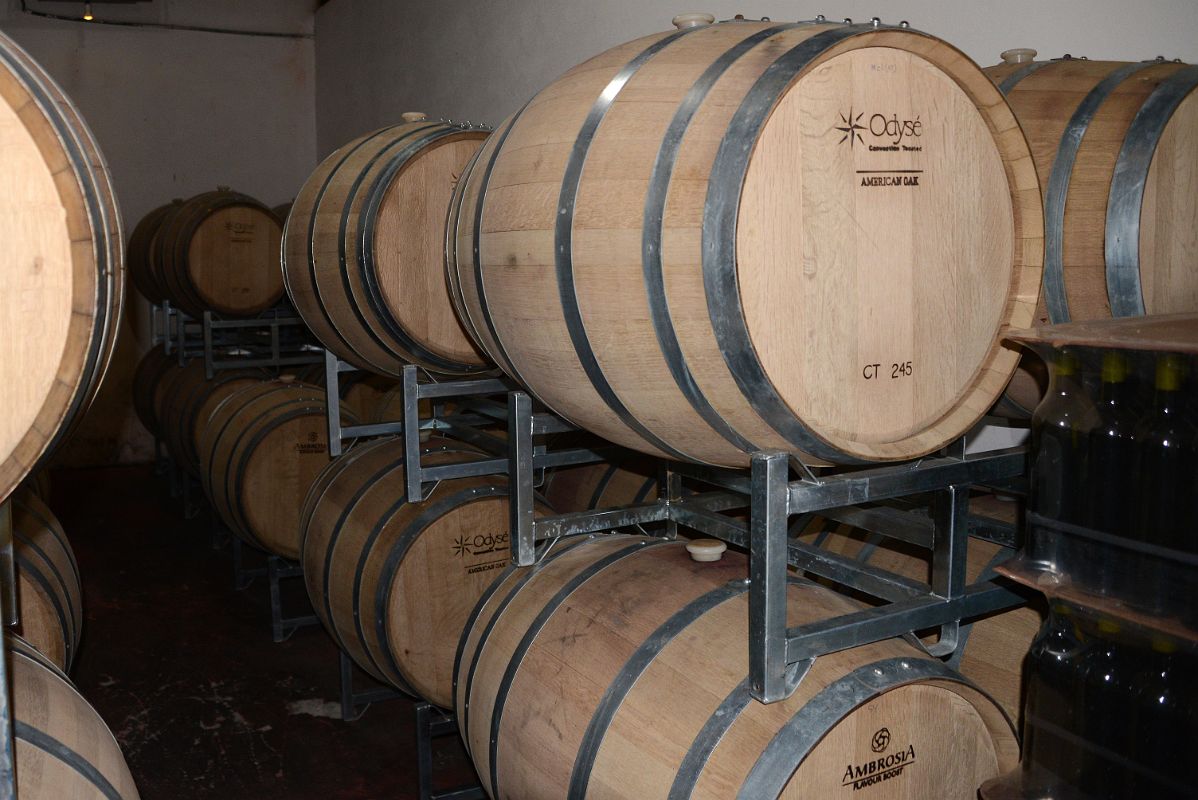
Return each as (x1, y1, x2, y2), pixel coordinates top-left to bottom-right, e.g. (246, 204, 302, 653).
(1084, 351, 1139, 594)
(1073, 617, 1134, 798)
(1030, 349, 1096, 573)
(1125, 636, 1197, 798)
(1132, 354, 1194, 614)
(1021, 603, 1088, 794)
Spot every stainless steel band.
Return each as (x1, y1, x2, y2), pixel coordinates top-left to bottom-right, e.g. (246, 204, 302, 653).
(704, 23, 889, 464)
(737, 656, 989, 798)
(487, 538, 666, 797)
(554, 28, 701, 463)
(1105, 64, 1198, 317)
(641, 24, 804, 456)
(567, 579, 751, 797)
(1040, 61, 1157, 322)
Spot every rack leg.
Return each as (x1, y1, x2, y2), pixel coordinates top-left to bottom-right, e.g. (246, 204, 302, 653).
(338, 649, 399, 721)
(232, 538, 265, 590)
(509, 392, 535, 567)
(0, 503, 14, 800)
(415, 702, 486, 800)
(749, 452, 791, 704)
(403, 365, 423, 501)
(268, 556, 318, 643)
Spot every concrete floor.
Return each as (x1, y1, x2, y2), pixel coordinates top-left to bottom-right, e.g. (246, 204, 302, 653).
(54, 463, 477, 799)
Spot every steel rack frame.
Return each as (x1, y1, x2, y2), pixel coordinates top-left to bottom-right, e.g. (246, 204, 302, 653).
(338, 650, 399, 722)
(0, 501, 15, 800)
(229, 538, 319, 643)
(151, 300, 324, 376)
(505, 389, 1028, 704)
(321, 353, 618, 503)
(415, 702, 485, 800)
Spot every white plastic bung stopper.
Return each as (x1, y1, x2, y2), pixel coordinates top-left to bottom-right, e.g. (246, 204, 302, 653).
(401, 111, 429, 122)
(686, 539, 728, 562)
(672, 12, 716, 29)
(1000, 48, 1038, 64)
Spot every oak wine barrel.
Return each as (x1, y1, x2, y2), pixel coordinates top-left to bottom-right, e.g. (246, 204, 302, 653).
(131, 344, 176, 437)
(149, 189, 284, 318)
(987, 52, 1198, 324)
(160, 360, 267, 475)
(543, 460, 658, 513)
(294, 364, 397, 422)
(447, 18, 1043, 468)
(11, 489, 81, 672)
(301, 436, 547, 708)
(126, 201, 176, 304)
(199, 378, 355, 560)
(456, 534, 1017, 799)
(0, 30, 124, 501)
(797, 517, 1042, 722)
(8, 632, 140, 799)
(283, 116, 491, 377)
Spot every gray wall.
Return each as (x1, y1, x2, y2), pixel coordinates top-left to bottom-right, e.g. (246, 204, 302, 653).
(0, 0, 318, 465)
(314, 0, 1198, 155)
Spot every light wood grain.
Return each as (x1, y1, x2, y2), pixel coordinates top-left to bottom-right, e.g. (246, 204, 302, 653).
(11, 490, 81, 672)
(457, 535, 1017, 799)
(985, 58, 1198, 323)
(199, 379, 349, 559)
(301, 437, 546, 708)
(283, 121, 489, 377)
(155, 190, 284, 318)
(0, 30, 121, 503)
(9, 632, 140, 799)
(449, 22, 1041, 467)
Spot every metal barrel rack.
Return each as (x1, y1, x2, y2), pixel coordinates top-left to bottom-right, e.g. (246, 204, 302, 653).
(0, 501, 15, 800)
(148, 301, 326, 637)
(503, 387, 1029, 705)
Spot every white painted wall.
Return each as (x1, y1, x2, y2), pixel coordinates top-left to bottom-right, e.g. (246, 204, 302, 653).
(314, 0, 1198, 154)
(0, 0, 319, 465)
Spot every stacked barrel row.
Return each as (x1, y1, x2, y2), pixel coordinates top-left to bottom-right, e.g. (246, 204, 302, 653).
(266, 16, 1134, 800)
(0, 30, 140, 799)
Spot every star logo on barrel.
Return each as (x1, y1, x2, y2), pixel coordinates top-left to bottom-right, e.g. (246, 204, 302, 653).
(836, 108, 866, 148)
(452, 536, 470, 558)
(871, 727, 891, 753)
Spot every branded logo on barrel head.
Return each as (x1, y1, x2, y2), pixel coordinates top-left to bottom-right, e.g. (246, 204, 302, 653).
(452, 532, 510, 576)
(835, 108, 867, 148)
(840, 728, 915, 792)
(307, 431, 318, 443)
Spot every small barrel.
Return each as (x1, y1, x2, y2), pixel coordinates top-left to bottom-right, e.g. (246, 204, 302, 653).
(9, 632, 140, 799)
(797, 518, 1042, 722)
(301, 437, 547, 708)
(987, 53, 1198, 324)
(0, 30, 123, 500)
(150, 189, 284, 318)
(283, 118, 491, 377)
(457, 534, 1017, 799)
(199, 378, 353, 560)
(447, 19, 1042, 468)
(131, 344, 176, 437)
(11, 490, 82, 672)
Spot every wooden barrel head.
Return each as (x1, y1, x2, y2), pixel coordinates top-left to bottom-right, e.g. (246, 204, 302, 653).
(372, 134, 488, 366)
(739, 47, 1015, 458)
(185, 203, 283, 314)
